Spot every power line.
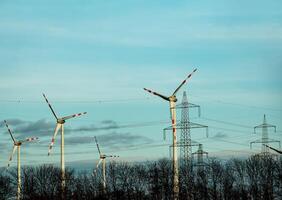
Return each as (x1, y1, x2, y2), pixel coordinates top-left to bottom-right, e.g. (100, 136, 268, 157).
(0, 95, 281, 113)
(200, 117, 252, 128)
(0, 97, 152, 104)
(190, 94, 282, 112)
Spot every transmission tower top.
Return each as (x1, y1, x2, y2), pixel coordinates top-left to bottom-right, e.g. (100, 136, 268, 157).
(250, 114, 280, 155)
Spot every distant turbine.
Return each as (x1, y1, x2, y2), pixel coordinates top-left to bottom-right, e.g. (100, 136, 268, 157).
(4, 120, 38, 200)
(94, 136, 119, 193)
(144, 68, 197, 200)
(43, 93, 87, 194)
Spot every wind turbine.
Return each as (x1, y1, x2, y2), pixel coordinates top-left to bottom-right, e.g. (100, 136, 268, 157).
(4, 120, 38, 200)
(43, 93, 87, 193)
(144, 68, 197, 200)
(94, 136, 119, 192)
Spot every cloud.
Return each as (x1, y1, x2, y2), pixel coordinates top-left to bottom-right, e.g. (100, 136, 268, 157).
(101, 120, 116, 125)
(0, 119, 26, 127)
(66, 131, 154, 151)
(1, 118, 118, 138)
(212, 132, 228, 139)
(98, 132, 153, 146)
(0, 119, 154, 148)
(14, 119, 54, 134)
(0, 118, 55, 139)
(73, 121, 119, 132)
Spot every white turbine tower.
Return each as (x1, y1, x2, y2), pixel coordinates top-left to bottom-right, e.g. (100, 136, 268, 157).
(4, 120, 38, 200)
(94, 136, 119, 193)
(144, 68, 197, 200)
(43, 93, 87, 194)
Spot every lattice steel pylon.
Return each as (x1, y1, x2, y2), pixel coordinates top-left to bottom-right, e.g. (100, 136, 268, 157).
(164, 91, 208, 168)
(250, 114, 280, 155)
(192, 144, 208, 169)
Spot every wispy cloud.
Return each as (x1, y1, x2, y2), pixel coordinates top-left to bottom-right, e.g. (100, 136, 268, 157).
(0, 119, 154, 148)
(73, 120, 119, 132)
(212, 132, 228, 139)
(66, 131, 153, 150)
(0, 118, 54, 139)
(0, 119, 26, 127)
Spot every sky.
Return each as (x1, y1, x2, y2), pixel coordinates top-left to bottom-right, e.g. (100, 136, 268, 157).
(0, 0, 281, 169)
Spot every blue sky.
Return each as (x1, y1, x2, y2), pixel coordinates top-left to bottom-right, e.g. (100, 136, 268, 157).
(0, 0, 281, 168)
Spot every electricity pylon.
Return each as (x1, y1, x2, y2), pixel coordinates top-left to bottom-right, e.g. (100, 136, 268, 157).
(164, 91, 208, 168)
(250, 114, 280, 156)
(192, 144, 208, 170)
(177, 91, 201, 167)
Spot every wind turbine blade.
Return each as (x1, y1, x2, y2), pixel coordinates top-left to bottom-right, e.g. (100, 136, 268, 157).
(48, 124, 61, 156)
(265, 144, 282, 154)
(61, 112, 87, 121)
(173, 68, 197, 95)
(93, 159, 103, 174)
(43, 93, 58, 120)
(7, 145, 17, 168)
(19, 137, 39, 144)
(4, 120, 16, 143)
(143, 88, 169, 101)
(94, 136, 102, 156)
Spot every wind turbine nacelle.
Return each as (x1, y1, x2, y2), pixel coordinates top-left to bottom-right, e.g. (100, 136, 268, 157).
(15, 142, 22, 146)
(169, 96, 177, 102)
(57, 119, 66, 124)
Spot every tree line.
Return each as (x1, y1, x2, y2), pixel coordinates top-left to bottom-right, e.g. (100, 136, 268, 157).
(0, 155, 281, 200)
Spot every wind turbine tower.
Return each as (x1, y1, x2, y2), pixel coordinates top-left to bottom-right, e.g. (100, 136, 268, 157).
(250, 114, 280, 155)
(43, 94, 87, 195)
(4, 120, 38, 200)
(144, 68, 197, 200)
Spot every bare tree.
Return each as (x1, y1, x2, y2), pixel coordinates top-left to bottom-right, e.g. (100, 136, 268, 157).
(231, 159, 248, 200)
(0, 170, 12, 200)
(208, 158, 223, 200)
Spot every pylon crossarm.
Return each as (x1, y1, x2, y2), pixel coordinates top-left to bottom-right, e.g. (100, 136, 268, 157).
(163, 121, 177, 140)
(163, 121, 208, 140)
(170, 141, 199, 148)
(250, 140, 261, 148)
(176, 102, 200, 109)
(254, 124, 276, 134)
(250, 139, 280, 150)
(164, 121, 208, 130)
(250, 139, 280, 144)
(176, 103, 201, 117)
(192, 151, 208, 155)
